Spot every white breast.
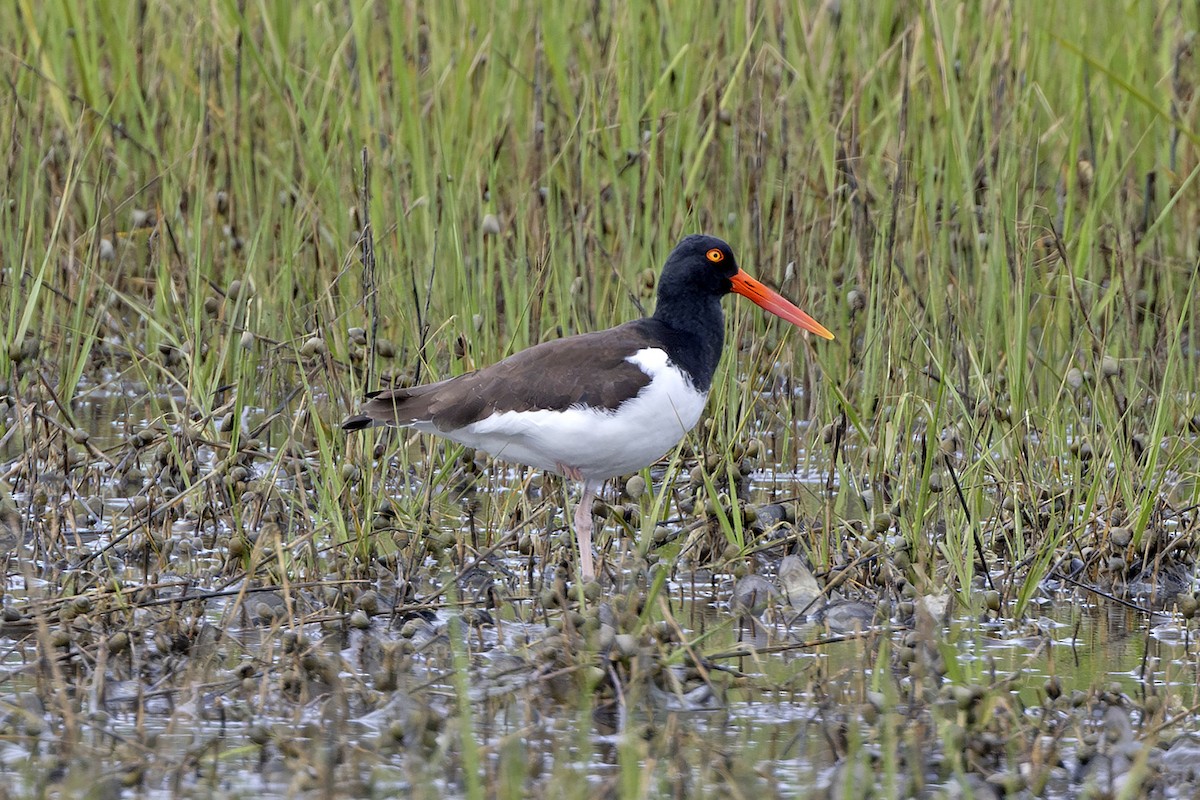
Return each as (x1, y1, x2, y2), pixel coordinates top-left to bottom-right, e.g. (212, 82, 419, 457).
(443, 348, 708, 480)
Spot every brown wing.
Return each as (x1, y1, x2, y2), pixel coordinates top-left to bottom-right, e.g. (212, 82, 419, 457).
(345, 320, 665, 432)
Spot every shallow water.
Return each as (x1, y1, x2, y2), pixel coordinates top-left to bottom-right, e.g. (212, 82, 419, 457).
(2, 394, 1199, 799)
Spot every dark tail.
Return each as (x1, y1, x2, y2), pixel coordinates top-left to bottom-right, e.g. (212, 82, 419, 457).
(342, 414, 377, 431)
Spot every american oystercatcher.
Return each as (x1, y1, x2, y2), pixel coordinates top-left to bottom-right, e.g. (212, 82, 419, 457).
(344, 235, 833, 580)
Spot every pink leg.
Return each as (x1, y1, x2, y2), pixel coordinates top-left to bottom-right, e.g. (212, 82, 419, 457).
(558, 465, 599, 581)
(573, 481, 601, 581)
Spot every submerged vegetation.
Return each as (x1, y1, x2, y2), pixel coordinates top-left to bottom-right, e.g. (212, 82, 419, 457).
(2, 1, 1200, 797)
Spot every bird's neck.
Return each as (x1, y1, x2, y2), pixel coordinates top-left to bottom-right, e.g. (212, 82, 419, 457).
(651, 295, 725, 391)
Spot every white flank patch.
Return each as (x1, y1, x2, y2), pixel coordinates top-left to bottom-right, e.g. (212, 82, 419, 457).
(441, 348, 707, 480)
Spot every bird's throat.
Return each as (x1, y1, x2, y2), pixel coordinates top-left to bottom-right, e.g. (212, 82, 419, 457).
(650, 295, 725, 391)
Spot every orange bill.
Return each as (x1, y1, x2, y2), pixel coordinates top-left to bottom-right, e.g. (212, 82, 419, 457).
(730, 269, 835, 340)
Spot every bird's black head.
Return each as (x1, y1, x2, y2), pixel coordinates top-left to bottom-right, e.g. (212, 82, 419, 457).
(653, 233, 835, 341)
(656, 234, 740, 301)
(647, 233, 832, 391)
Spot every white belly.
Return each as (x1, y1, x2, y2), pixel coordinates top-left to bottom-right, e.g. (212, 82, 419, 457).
(434, 348, 707, 480)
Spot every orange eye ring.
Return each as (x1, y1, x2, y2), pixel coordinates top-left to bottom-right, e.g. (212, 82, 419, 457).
(706, 248, 724, 263)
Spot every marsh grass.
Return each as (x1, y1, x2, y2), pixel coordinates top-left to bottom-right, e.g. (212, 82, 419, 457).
(2, 0, 1200, 797)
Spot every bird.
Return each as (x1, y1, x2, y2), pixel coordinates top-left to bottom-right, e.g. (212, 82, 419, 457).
(343, 234, 833, 581)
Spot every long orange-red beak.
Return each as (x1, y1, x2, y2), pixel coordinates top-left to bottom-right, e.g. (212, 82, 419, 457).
(730, 269, 835, 340)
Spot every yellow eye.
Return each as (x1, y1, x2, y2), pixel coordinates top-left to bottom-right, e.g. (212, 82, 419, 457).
(706, 248, 724, 263)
